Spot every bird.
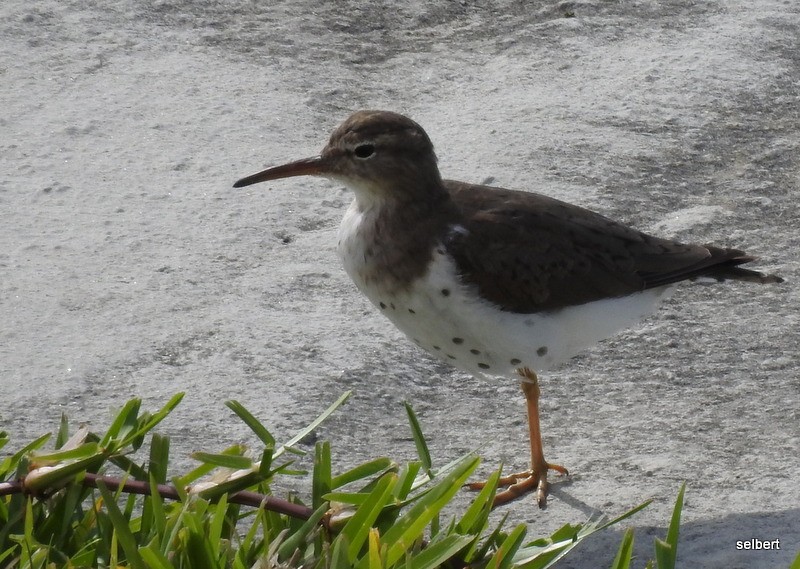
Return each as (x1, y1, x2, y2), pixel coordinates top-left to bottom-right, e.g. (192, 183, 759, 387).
(233, 110, 783, 507)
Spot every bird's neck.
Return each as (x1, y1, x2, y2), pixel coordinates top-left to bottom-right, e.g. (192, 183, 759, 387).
(338, 183, 457, 294)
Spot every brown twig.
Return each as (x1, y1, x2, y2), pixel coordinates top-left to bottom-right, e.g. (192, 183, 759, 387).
(1, 474, 314, 520)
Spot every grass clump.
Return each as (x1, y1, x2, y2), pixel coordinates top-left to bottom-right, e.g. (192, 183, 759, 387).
(0, 392, 704, 568)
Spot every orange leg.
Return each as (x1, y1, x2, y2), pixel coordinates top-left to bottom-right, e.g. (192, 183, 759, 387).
(467, 367, 568, 508)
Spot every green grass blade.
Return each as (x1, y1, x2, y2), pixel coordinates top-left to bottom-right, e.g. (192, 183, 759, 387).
(146, 473, 167, 538)
(185, 525, 217, 569)
(276, 503, 328, 561)
(258, 446, 274, 477)
(331, 458, 394, 490)
(23, 496, 34, 545)
(190, 451, 253, 470)
(98, 394, 183, 452)
(510, 499, 651, 568)
(100, 399, 141, 447)
(664, 483, 685, 558)
(140, 545, 174, 569)
(148, 433, 170, 484)
(404, 402, 432, 475)
(654, 538, 673, 569)
(330, 534, 351, 569)
(368, 528, 382, 569)
(226, 400, 276, 447)
(43, 482, 85, 549)
(456, 465, 501, 534)
(380, 455, 479, 567)
(488, 523, 527, 569)
(340, 473, 397, 562)
(789, 550, 800, 569)
(55, 413, 69, 449)
(276, 391, 351, 457)
(324, 491, 372, 506)
(127, 393, 184, 447)
(392, 461, 422, 501)
(241, 507, 271, 564)
(95, 481, 147, 569)
(609, 528, 634, 569)
(30, 442, 101, 464)
(512, 498, 650, 569)
(409, 534, 474, 569)
(595, 500, 653, 532)
(654, 483, 685, 569)
(407, 451, 469, 493)
(174, 461, 217, 488)
(9, 434, 51, 468)
(0, 549, 16, 567)
(313, 441, 332, 510)
(108, 451, 148, 481)
(208, 492, 228, 559)
(470, 511, 509, 562)
(23, 452, 103, 493)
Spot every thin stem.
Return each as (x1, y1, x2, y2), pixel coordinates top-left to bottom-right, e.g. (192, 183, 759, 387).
(1, 473, 314, 520)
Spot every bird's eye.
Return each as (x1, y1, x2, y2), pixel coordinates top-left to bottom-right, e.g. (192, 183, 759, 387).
(354, 143, 376, 159)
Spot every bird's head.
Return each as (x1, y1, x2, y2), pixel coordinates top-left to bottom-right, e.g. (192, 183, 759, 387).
(234, 110, 445, 206)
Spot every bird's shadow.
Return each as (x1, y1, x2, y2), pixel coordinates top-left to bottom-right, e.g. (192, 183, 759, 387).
(546, 474, 599, 517)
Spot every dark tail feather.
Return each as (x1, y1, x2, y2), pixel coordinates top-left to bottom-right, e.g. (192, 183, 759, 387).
(642, 249, 785, 288)
(699, 255, 784, 284)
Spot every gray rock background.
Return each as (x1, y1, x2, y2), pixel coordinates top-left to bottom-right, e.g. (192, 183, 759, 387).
(1, 1, 798, 567)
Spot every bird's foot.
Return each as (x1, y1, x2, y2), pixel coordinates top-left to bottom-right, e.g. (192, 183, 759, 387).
(466, 463, 569, 509)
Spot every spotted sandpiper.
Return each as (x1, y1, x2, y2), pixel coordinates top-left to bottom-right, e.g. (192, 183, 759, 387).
(233, 110, 783, 508)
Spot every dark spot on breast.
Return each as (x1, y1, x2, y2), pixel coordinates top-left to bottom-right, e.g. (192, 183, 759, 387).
(441, 288, 451, 297)
(478, 363, 490, 370)
(446, 354, 456, 360)
(379, 302, 387, 309)
(537, 346, 548, 357)
(390, 303, 396, 310)
(408, 308, 415, 314)
(470, 348, 480, 355)
(433, 345, 441, 350)
(510, 358, 522, 365)
(452, 337, 464, 344)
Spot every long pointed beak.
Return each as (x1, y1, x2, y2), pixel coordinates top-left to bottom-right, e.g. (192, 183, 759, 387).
(233, 156, 327, 188)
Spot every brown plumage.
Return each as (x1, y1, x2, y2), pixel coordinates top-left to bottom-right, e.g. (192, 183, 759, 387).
(442, 180, 782, 312)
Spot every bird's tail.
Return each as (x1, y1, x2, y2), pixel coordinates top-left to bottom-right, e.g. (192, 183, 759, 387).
(698, 253, 784, 284)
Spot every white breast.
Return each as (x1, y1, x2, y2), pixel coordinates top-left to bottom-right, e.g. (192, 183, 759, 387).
(338, 201, 671, 378)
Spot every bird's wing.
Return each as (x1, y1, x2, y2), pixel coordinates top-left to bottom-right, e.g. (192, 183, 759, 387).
(443, 180, 771, 313)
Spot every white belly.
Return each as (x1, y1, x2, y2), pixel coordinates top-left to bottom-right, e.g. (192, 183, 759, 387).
(337, 202, 671, 377)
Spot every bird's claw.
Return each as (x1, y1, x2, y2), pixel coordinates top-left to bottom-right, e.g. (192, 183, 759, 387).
(466, 463, 569, 509)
